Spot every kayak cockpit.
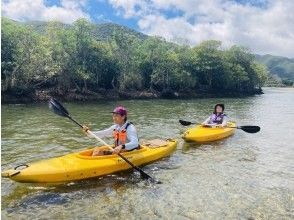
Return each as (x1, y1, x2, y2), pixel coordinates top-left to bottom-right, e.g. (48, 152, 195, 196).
(76, 146, 147, 159)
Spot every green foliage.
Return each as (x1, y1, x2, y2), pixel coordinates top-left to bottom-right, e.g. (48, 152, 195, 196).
(1, 18, 54, 93)
(1, 17, 269, 96)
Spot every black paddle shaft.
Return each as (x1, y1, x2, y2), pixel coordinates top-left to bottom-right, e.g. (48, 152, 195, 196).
(179, 119, 260, 133)
(49, 97, 161, 183)
(68, 115, 83, 128)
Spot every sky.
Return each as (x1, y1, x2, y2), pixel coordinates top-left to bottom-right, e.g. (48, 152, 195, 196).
(2, 0, 294, 58)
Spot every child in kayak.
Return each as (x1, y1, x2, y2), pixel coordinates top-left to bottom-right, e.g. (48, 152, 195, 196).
(202, 104, 228, 127)
(83, 106, 139, 156)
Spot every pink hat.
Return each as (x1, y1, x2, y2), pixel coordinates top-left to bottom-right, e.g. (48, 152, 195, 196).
(111, 106, 127, 116)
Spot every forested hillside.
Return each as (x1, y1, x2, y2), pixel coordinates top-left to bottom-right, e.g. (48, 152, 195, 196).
(1, 17, 269, 103)
(255, 54, 294, 86)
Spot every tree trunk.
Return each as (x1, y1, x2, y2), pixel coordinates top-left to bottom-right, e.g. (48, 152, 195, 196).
(72, 79, 81, 92)
(83, 79, 88, 92)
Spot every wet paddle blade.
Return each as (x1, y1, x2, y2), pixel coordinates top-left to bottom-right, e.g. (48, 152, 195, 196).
(49, 98, 70, 118)
(239, 126, 260, 133)
(140, 171, 162, 184)
(179, 120, 193, 126)
(140, 171, 152, 179)
(118, 153, 161, 184)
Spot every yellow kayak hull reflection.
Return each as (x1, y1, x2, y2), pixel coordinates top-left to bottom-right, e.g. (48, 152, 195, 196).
(2, 139, 177, 183)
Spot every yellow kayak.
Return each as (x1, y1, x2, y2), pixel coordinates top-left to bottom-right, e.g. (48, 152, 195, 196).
(2, 139, 177, 183)
(182, 122, 236, 143)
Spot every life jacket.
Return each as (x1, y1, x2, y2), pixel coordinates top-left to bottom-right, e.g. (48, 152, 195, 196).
(209, 113, 226, 124)
(113, 122, 132, 147)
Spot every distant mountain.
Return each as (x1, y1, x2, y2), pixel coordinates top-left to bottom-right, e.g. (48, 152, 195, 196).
(24, 20, 70, 32)
(255, 54, 294, 80)
(23, 20, 148, 41)
(93, 23, 148, 40)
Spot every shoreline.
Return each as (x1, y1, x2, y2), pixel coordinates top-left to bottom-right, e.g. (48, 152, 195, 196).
(2, 88, 264, 104)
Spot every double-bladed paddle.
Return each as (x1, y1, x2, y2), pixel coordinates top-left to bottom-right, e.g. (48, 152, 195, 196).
(49, 98, 161, 184)
(179, 119, 260, 133)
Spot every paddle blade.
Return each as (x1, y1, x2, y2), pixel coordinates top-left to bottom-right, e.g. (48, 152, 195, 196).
(49, 98, 70, 118)
(140, 171, 162, 184)
(179, 120, 192, 126)
(239, 126, 260, 133)
(140, 171, 152, 179)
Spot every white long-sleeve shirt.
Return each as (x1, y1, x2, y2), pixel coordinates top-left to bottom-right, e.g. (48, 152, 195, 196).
(92, 121, 139, 150)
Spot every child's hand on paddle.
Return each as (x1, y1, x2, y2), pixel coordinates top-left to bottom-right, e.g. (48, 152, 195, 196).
(82, 125, 90, 134)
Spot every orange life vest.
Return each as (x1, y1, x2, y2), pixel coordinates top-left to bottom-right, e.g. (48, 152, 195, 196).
(113, 122, 131, 147)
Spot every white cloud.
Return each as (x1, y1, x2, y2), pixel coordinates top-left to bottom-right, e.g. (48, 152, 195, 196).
(2, 0, 293, 57)
(2, 0, 90, 23)
(108, 0, 149, 18)
(108, 0, 294, 57)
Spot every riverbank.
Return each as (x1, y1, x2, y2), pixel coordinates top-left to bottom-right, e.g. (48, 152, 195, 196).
(1, 88, 264, 104)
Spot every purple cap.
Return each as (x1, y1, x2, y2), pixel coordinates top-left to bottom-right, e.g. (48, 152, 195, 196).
(111, 106, 127, 116)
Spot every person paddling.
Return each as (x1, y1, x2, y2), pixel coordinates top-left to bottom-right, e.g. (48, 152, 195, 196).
(83, 106, 139, 156)
(202, 104, 228, 127)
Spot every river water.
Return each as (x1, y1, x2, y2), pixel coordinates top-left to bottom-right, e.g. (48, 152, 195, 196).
(1, 88, 294, 219)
